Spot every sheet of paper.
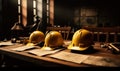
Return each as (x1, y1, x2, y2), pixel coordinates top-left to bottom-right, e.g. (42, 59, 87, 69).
(27, 49, 63, 56)
(82, 56, 120, 67)
(11, 45, 36, 51)
(49, 51, 89, 64)
(0, 41, 14, 46)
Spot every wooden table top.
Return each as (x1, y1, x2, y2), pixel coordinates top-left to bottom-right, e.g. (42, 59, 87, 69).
(0, 41, 120, 67)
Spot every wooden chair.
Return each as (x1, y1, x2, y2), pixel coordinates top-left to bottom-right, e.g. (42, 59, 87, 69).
(46, 26, 71, 40)
(82, 27, 120, 43)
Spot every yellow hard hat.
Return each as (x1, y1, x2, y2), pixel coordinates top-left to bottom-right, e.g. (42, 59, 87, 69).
(41, 31, 64, 50)
(68, 29, 94, 51)
(28, 30, 45, 46)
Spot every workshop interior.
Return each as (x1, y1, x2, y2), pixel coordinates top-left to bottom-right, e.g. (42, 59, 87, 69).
(0, 0, 120, 68)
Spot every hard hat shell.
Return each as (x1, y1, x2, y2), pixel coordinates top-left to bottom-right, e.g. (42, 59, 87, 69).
(68, 29, 94, 51)
(41, 31, 64, 50)
(29, 30, 45, 45)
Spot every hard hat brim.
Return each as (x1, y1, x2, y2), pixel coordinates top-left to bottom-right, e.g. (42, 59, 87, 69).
(41, 46, 53, 50)
(26, 43, 35, 46)
(68, 44, 89, 51)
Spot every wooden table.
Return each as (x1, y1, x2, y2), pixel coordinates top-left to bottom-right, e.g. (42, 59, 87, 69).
(0, 41, 120, 67)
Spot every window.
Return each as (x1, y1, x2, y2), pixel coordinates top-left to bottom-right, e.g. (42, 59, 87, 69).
(18, 0, 21, 24)
(74, 7, 97, 27)
(36, 0, 42, 18)
(18, 0, 54, 27)
(46, 0, 49, 24)
(33, 0, 37, 22)
(18, 0, 27, 27)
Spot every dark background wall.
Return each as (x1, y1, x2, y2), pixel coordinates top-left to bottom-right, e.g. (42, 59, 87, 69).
(54, 0, 74, 27)
(0, 0, 18, 40)
(0, 0, 2, 34)
(54, 0, 120, 27)
(96, 0, 120, 27)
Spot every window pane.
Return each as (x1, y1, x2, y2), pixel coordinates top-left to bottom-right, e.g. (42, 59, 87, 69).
(33, 0, 36, 8)
(18, 0, 20, 5)
(18, 6, 21, 13)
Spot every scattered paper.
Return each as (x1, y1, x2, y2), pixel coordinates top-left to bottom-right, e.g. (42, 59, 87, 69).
(0, 41, 14, 46)
(27, 49, 63, 56)
(49, 51, 89, 64)
(82, 56, 120, 67)
(11, 45, 36, 51)
(50, 51, 120, 67)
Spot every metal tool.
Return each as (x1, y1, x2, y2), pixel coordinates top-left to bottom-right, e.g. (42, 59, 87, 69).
(106, 43, 120, 54)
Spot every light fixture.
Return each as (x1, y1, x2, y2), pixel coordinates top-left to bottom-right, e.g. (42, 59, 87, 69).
(11, 22, 24, 30)
(11, 22, 24, 43)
